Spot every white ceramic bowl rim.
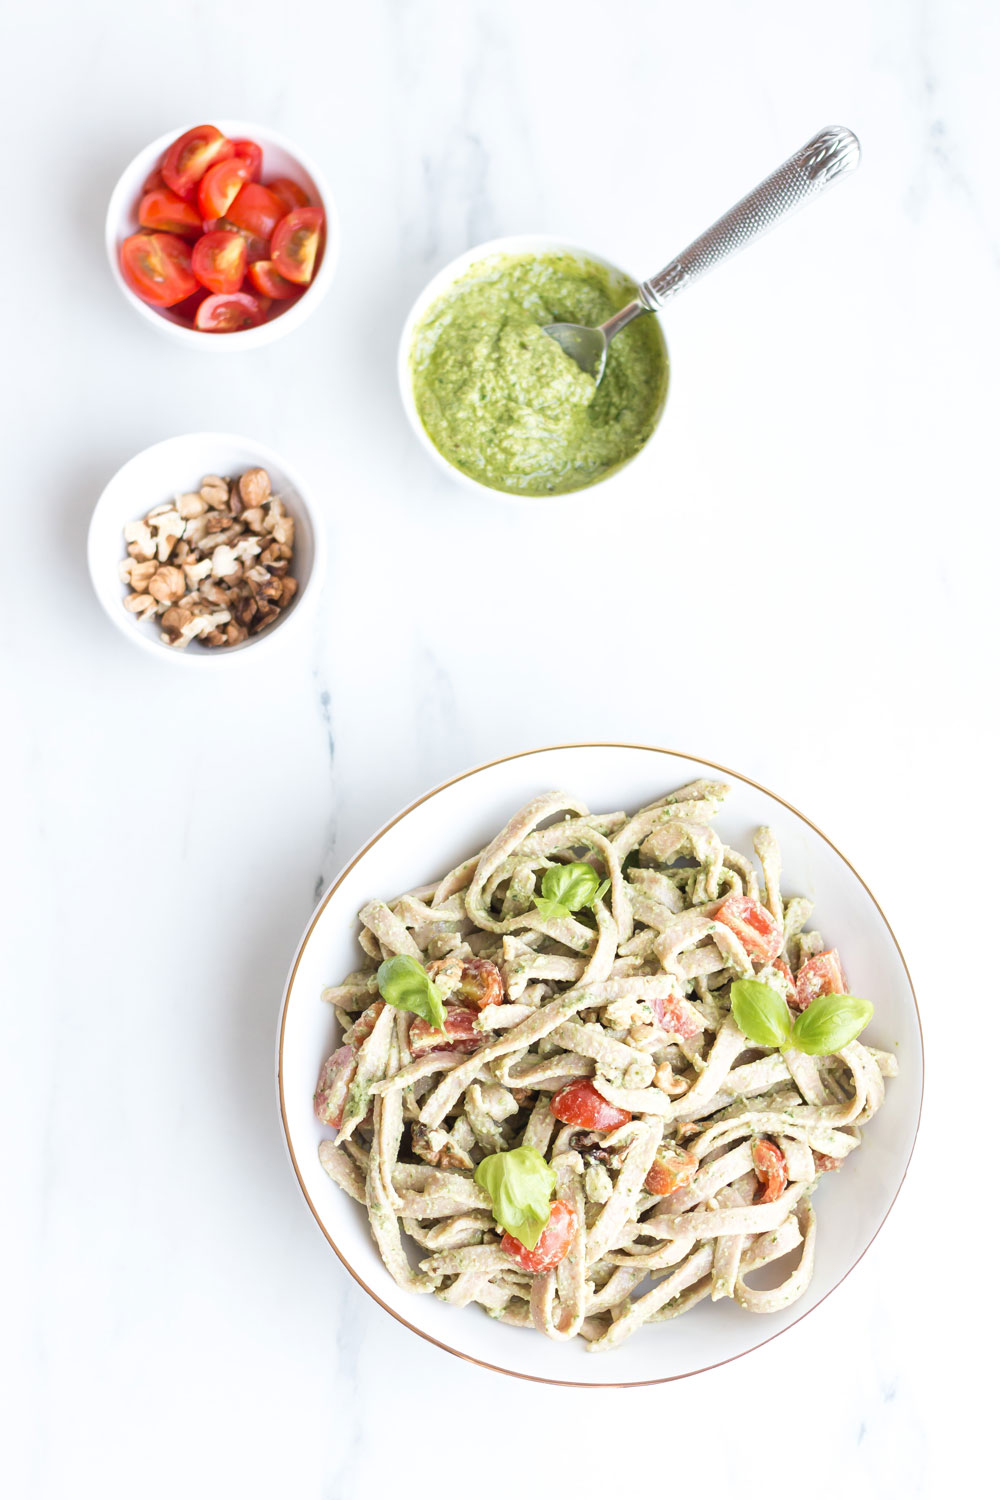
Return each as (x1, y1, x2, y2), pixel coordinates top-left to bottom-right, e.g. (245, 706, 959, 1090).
(276, 742, 924, 1386)
(87, 430, 325, 665)
(105, 118, 338, 351)
(396, 235, 670, 503)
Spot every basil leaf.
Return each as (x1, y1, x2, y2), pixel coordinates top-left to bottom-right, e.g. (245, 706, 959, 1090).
(474, 1144, 556, 1250)
(534, 897, 572, 922)
(790, 993, 874, 1056)
(535, 862, 603, 922)
(376, 955, 446, 1030)
(593, 879, 610, 904)
(730, 979, 792, 1050)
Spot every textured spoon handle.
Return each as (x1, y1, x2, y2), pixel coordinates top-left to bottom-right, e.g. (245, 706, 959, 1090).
(639, 126, 861, 309)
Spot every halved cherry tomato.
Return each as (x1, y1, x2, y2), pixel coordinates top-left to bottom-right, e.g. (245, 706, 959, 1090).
(198, 157, 252, 221)
(142, 165, 166, 194)
(409, 1005, 485, 1056)
(191, 230, 247, 294)
(267, 175, 311, 212)
(550, 1079, 632, 1131)
(120, 232, 199, 307)
(194, 291, 264, 332)
(313, 1044, 356, 1129)
(216, 218, 269, 263)
(751, 1138, 788, 1203)
(645, 1145, 698, 1196)
(794, 950, 847, 1010)
(227, 182, 287, 241)
(425, 955, 504, 1012)
(501, 1199, 576, 1273)
(248, 259, 299, 299)
(271, 206, 324, 285)
(347, 999, 385, 1045)
(714, 894, 783, 964)
(230, 138, 263, 182)
(813, 1151, 843, 1174)
(649, 992, 704, 1041)
(138, 188, 203, 238)
(170, 289, 209, 324)
(162, 124, 233, 201)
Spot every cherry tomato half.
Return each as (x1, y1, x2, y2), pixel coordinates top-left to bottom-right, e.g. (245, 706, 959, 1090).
(227, 183, 287, 241)
(645, 1145, 698, 1196)
(267, 176, 311, 213)
(142, 165, 166, 194)
(714, 894, 783, 964)
(198, 157, 252, 222)
(120, 232, 199, 307)
(348, 1000, 386, 1045)
(217, 219, 270, 263)
(549, 1079, 632, 1131)
(138, 188, 203, 238)
(794, 950, 847, 1010)
(649, 992, 704, 1041)
(230, 138, 263, 182)
(424, 955, 505, 1012)
(502, 1199, 576, 1273)
(271, 206, 324, 285)
(162, 124, 233, 201)
(191, 231, 248, 295)
(751, 1139, 788, 1203)
(409, 1005, 485, 1056)
(247, 259, 299, 299)
(169, 289, 209, 325)
(194, 291, 264, 333)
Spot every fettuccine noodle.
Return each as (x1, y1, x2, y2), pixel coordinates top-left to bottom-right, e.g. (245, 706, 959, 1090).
(313, 783, 897, 1351)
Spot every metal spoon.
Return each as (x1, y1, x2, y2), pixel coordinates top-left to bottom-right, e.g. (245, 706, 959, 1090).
(544, 126, 861, 382)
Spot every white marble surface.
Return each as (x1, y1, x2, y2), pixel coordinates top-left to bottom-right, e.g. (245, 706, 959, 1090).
(4, 0, 997, 1494)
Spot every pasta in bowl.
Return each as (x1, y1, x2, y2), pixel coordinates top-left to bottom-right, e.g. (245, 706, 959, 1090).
(278, 746, 922, 1385)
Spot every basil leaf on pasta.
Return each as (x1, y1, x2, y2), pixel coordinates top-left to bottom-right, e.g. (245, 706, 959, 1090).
(730, 979, 792, 1049)
(790, 993, 874, 1056)
(377, 955, 446, 1030)
(474, 1145, 556, 1250)
(534, 862, 606, 924)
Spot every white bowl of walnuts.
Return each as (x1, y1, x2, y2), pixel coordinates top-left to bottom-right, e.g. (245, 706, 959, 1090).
(88, 432, 324, 663)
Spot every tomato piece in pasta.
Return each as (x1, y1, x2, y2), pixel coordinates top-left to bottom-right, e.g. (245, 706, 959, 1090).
(794, 949, 847, 1009)
(502, 1199, 576, 1272)
(714, 894, 783, 963)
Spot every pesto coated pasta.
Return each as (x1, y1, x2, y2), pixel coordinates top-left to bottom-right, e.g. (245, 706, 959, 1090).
(313, 784, 897, 1351)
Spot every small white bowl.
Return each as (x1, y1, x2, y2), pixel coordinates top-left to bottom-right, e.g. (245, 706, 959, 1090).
(106, 120, 338, 351)
(278, 743, 923, 1385)
(397, 235, 670, 502)
(88, 432, 324, 664)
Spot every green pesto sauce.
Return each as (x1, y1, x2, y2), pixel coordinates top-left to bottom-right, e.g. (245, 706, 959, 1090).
(410, 252, 668, 496)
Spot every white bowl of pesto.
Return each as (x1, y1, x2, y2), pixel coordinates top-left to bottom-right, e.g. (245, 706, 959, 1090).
(398, 237, 669, 499)
(277, 743, 923, 1386)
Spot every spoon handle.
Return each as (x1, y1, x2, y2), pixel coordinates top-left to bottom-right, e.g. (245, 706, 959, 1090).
(638, 126, 861, 310)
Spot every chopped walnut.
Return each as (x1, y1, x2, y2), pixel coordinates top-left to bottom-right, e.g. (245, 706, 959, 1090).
(239, 467, 271, 507)
(120, 466, 298, 649)
(147, 565, 186, 603)
(177, 491, 208, 519)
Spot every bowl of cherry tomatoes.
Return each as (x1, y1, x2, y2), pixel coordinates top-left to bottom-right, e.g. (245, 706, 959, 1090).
(106, 120, 337, 349)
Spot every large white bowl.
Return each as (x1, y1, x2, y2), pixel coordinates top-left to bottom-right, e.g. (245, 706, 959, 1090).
(88, 431, 324, 664)
(105, 119, 338, 351)
(397, 236, 670, 503)
(277, 744, 923, 1385)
